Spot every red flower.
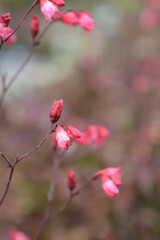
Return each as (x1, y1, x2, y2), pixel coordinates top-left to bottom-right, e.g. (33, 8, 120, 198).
(56, 124, 72, 150)
(9, 228, 29, 240)
(49, 99, 65, 124)
(40, 0, 63, 22)
(30, 15, 40, 38)
(93, 167, 122, 197)
(0, 13, 11, 27)
(67, 169, 76, 190)
(61, 10, 95, 31)
(66, 126, 82, 139)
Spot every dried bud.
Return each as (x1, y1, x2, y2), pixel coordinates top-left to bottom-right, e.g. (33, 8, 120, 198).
(49, 99, 65, 124)
(67, 169, 76, 190)
(30, 15, 40, 38)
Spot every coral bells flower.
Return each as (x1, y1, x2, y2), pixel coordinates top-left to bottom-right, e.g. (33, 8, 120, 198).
(49, 99, 65, 124)
(93, 167, 122, 197)
(40, 0, 63, 22)
(56, 124, 72, 150)
(30, 15, 40, 38)
(66, 126, 82, 139)
(9, 228, 29, 240)
(75, 125, 109, 146)
(61, 10, 95, 31)
(67, 169, 76, 190)
(0, 13, 16, 45)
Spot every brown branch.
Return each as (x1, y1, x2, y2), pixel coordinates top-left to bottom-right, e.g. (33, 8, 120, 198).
(0, 126, 56, 208)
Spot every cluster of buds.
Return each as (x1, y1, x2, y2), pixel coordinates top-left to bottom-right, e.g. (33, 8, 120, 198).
(0, 13, 16, 45)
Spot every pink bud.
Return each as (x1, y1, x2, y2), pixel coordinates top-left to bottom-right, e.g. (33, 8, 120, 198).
(30, 15, 40, 38)
(49, 99, 65, 124)
(77, 11, 95, 31)
(9, 228, 29, 240)
(0, 13, 11, 27)
(51, 0, 65, 7)
(61, 12, 79, 25)
(67, 169, 76, 190)
(67, 126, 82, 139)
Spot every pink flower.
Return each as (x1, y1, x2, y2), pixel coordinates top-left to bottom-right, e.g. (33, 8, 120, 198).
(93, 167, 122, 197)
(139, 8, 158, 29)
(61, 12, 79, 25)
(0, 13, 16, 45)
(9, 228, 29, 240)
(56, 124, 72, 150)
(76, 11, 95, 31)
(75, 125, 109, 146)
(67, 169, 76, 190)
(40, 0, 61, 23)
(66, 126, 82, 139)
(61, 10, 95, 31)
(30, 15, 40, 38)
(49, 99, 65, 124)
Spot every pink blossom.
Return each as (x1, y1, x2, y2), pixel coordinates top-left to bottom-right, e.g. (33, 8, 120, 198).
(49, 99, 65, 124)
(87, 125, 109, 146)
(40, 0, 61, 22)
(139, 8, 158, 29)
(67, 169, 76, 190)
(9, 228, 29, 240)
(56, 124, 72, 150)
(93, 167, 122, 197)
(61, 12, 79, 25)
(66, 126, 82, 139)
(61, 10, 95, 31)
(77, 11, 95, 31)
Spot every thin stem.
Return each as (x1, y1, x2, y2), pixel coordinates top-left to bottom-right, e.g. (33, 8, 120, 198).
(0, 0, 39, 50)
(0, 152, 12, 168)
(34, 155, 60, 240)
(0, 165, 15, 207)
(17, 127, 55, 162)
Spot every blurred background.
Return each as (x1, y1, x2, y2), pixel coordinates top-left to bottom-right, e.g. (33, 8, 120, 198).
(0, 0, 160, 239)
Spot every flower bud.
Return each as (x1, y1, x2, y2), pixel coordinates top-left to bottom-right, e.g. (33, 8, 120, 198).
(49, 99, 65, 124)
(67, 169, 76, 190)
(30, 15, 40, 39)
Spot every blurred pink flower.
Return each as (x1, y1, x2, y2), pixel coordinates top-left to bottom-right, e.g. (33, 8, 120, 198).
(61, 10, 95, 31)
(9, 228, 29, 240)
(30, 15, 40, 38)
(139, 8, 158, 29)
(93, 167, 122, 197)
(67, 169, 76, 190)
(56, 124, 72, 150)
